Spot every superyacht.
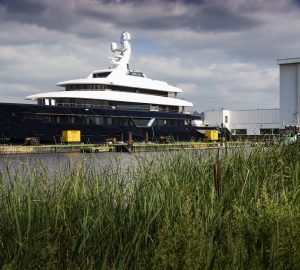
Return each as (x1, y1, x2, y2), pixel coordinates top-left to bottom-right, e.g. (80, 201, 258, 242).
(0, 32, 202, 143)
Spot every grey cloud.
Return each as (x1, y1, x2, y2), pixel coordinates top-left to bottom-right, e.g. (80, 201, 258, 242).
(82, 0, 260, 32)
(0, 0, 46, 15)
(0, 0, 79, 35)
(0, 0, 299, 111)
(0, 0, 262, 39)
(194, 6, 260, 31)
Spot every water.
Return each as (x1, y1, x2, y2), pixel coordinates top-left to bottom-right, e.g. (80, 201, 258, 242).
(0, 152, 135, 174)
(0, 148, 220, 178)
(0, 151, 180, 176)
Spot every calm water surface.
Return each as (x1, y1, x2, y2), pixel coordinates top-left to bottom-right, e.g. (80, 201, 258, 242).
(0, 152, 175, 175)
(0, 148, 219, 177)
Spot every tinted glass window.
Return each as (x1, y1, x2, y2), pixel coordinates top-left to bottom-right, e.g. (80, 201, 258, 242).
(93, 72, 111, 78)
(132, 118, 151, 127)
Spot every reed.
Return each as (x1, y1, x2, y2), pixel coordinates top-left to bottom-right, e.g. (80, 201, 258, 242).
(0, 142, 299, 269)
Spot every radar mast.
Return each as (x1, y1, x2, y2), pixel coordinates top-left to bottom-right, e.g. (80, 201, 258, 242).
(110, 31, 131, 70)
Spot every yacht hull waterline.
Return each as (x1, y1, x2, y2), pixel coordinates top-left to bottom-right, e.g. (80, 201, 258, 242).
(0, 32, 202, 144)
(0, 103, 201, 143)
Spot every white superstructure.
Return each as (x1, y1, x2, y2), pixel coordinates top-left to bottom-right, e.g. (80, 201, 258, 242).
(26, 32, 192, 113)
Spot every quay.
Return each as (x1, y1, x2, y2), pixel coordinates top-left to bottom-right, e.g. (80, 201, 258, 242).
(0, 144, 86, 155)
(0, 141, 227, 155)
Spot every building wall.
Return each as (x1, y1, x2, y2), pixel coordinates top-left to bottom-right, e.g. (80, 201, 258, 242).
(204, 109, 282, 135)
(203, 109, 230, 129)
(279, 63, 300, 126)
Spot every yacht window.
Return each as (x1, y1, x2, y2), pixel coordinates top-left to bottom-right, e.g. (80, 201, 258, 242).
(150, 105, 159, 111)
(107, 117, 112, 125)
(132, 118, 151, 127)
(86, 117, 95, 125)
(66, 84, 108, 91)
(169, 106, 179, 113)
(95, 84, 106, 90)
(93, 72, 111, 78)
(95, 117, 104, 125)
(112, 117, 129, 126)
(128, 71, 144, 77)
(168, 120, 183, 127)
(75, 116, 84, 125)
(154, 119, 163, 126)
(65, 83, 167, 97)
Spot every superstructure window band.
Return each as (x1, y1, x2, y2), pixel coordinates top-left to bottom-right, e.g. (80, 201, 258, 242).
(22, 113, 189, 127)
(65, 84, 168, 97)
(38, 98, 180, 113)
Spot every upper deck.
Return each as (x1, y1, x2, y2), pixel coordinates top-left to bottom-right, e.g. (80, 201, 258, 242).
(26, 31, 192, 109)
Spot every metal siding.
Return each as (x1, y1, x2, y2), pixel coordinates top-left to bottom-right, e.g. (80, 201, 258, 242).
(280, 64, 299, 125)
(203, 110, 223, 126)
(204, 109, 282, 135)
(298, 64, 300, 125)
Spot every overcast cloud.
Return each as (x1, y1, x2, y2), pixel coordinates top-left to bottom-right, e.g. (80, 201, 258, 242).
(0, 0, 300, 111)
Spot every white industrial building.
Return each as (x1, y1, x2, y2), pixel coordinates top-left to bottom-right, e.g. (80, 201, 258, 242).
(278, 58, 300, 127)
(203, 109, 283, 135)
(203, 57, 300, 135)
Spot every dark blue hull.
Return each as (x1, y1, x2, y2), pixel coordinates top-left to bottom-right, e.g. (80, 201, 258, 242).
(0, 103, 202, 144)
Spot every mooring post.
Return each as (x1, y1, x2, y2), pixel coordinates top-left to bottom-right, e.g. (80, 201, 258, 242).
(145, 131, 149, 143)
(128, 131, 133, 146)
(214, 148, 221, 196)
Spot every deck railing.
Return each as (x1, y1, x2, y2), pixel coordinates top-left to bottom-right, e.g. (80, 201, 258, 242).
(54, 103, 181, 113)
(0, 138, 10, 145)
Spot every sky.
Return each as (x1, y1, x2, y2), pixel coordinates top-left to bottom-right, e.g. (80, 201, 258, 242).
(0, 0, 300, 112)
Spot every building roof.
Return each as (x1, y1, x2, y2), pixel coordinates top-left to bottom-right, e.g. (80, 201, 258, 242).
(277, 57, 300, 65)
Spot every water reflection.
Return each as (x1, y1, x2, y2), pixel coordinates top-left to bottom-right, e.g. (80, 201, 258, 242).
(0, 148, 219, 177)
(0, 151, 175, 176)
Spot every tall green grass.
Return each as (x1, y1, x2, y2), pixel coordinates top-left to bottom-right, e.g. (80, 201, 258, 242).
(0, 142, 300, 269)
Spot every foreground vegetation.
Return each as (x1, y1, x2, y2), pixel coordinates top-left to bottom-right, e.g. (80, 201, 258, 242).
(0, 142, 300, 269)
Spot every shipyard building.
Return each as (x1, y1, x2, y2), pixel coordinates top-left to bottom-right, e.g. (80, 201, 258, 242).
(203, 109, 282, 135)
(203, 57, 300, 135)
(278, 58, 300, 127)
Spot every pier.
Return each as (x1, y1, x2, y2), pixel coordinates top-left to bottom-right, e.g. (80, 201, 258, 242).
(0, 141, 226, 155)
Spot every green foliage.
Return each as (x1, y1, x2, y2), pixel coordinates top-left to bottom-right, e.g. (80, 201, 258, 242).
(0, 142, 300, 269)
